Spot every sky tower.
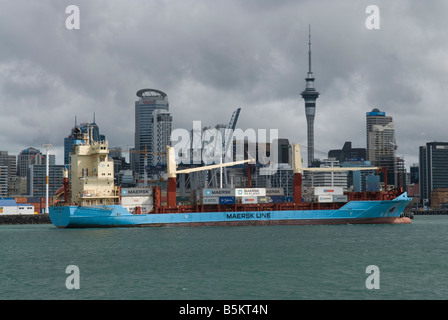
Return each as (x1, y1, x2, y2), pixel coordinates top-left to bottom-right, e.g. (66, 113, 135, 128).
(300, 25, 320, 167)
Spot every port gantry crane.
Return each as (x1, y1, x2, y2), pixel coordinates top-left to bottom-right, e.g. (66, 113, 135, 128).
(206, 108, 241, 189)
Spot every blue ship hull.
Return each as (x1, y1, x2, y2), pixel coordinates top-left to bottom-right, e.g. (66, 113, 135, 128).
(49, 193, 412, 228)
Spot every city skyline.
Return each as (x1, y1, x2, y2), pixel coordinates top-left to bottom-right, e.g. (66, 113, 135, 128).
(1, 1, 448, 169)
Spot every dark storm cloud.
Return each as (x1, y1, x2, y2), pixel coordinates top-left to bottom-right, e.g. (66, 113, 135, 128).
(0, 0, 447, 167)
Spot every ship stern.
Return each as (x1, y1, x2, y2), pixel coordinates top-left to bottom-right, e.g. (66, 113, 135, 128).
(49, 206, 76, 228)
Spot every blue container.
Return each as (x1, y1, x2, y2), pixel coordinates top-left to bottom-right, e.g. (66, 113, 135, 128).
(219, 196, 236, 205)
(269, 196, 285, 203)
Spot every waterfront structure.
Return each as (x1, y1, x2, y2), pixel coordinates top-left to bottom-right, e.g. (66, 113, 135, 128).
(419, 142, 448, 206)
(301, 26, 320, 167)
(64, 121, 106, 165)
(430, 189, 448, 209)
(133, 89, 172, 178)
(0, 199, 34, 215)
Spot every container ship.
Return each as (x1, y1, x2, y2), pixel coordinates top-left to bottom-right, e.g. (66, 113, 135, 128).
(49, 127, 412, 228)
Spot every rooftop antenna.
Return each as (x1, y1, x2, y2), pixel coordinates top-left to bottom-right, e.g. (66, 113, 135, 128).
(93, 112, 96, 124)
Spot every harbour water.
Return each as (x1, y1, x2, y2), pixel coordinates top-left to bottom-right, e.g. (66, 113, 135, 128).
(1, 215, 448, 300)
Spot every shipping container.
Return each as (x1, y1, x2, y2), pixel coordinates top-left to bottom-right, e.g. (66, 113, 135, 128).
(235, 188, 266, 197)
(333, 195, 348, 203)
(15, 197, 28, 203)
(317, 195, 333, 203)
(122, 205, 154, 214)
(203, 197, 219, 205)
(268, 195, 285, 203)
(28, 197, 41, 203)
(0, 205, 34, 215)
(121, 196, 153, 206)
(29, 203, 41, 212)
(219, 196, 235, 205)
(257, 196, 270, 204)
(242, 197, 258, 204)
(122, 187, 153, 196)
(265, 188, 284, 196)
(202, 188, 233, 197)
(314, 187, 343, 196)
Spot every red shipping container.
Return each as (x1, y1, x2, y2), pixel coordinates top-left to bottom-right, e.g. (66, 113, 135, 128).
(15, 197, 28, 203)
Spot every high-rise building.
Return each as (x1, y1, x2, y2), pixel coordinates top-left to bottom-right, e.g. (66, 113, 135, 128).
(0, 151, 17, 179)
(0, 165, 7, 196)
(133, 89, 172, 178)
(365, 108, 401, 187)
(328, 141, 367, 163)
(366, 108, 394, 162)
(419, 142, 448, 206)
(27, 164, 65, 197)
(300, 25, 320, 167)
(17, 148, 55, 177)
(0, 150, 17, 196)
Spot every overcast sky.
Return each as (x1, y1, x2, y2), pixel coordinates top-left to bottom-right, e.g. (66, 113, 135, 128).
(1, 0, 447, 169)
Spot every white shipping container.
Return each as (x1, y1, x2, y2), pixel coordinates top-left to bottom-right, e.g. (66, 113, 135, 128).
(0, 206, 17, 215)
(202, 188, 234, 197)
(121, 187, 153, 196)
(0, 205, 34, 215)
(121, 196, 153, 206)
(317, 195, 333, 203)
(314, 187, 343, 196)
(123, 205, 154, 214)
(235, 188, 266, 197)
(18, 206, 34, 215)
